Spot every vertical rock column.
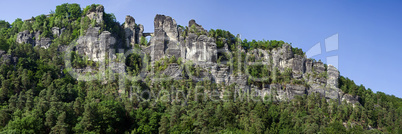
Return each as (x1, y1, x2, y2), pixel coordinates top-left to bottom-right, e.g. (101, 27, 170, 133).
(124, 15, 136, 47)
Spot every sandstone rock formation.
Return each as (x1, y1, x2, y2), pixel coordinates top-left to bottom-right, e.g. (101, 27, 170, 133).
(148, 14, 180, 61)
(51, 27, 65, 37)
(16, 30, 52, 48)
(138, 14, 359, 104)
(76, 27, 117, 62)
(16, 30, 34, 45)
(13, 9, 360, 105)
(86, 5, 104, 24)
(123, 15, 138, 47)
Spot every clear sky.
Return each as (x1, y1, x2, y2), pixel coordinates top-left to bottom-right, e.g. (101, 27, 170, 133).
(1, 0, 401, 98)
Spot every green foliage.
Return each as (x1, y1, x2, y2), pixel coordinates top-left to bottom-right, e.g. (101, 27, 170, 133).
(55, 4, 68, 18)
(55, 3, 81, 19)
(319, 71, 328, 79)
(0, 3, 400, 134)
(189, 24, 206, 36)
(140, 36, 148, 46)
(0, 38, 9, 51)
(82, 4, 100, 15)
(126, 53, 142, 76)
(241, 39, 287, 52)
(324, 121, 347, 133)
(209, 29, 235, 49)
(0, 20, 10, 32)
(292, 47, 304, 56)
(80, 16, 90, 36)
(67, 4, 82, 19)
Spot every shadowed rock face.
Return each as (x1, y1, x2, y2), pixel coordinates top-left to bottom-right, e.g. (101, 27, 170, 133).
(149, 14, 180, 61)
(124, 15, 143, 47)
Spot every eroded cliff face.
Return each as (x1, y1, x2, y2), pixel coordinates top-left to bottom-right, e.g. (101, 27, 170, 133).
(86, 5, 104, 24)
(14, 11, 359, 104)
(16, 30, 52, 48)
(124, 15, 144, 47)
(75, 27, 116, 62)
(142, 14, 359, 104)
(148, 14, 181, 61)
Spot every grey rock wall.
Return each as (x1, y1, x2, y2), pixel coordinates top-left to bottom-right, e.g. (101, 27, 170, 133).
(76, 27, 117, 62)
(16, 30, 51, 48)
(13, 10, 359, 105)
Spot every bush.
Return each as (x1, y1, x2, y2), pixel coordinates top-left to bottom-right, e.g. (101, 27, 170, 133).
(292, 47, 304, 56)
(0, 38, 9, 50)
(140, 36, 148, 46)
(56, 3, 82, 19)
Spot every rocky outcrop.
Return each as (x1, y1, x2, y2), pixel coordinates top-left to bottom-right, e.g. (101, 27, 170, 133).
(86, 5, 104, 24)
(16, 30, 52, 48)
(210, 64, 230, 84)
(16, 30, 34, 45)
(326, 65, 339, 89)
(182, 34, 217, 63)
(51, 27, 65, 37)
(340, 93, 360, 104)
(148, 14, 180, 61)
(181, 20, 217, 63)
(138, 24, 144, 40)
(76, 27, 117, 61)
(0, 50, 18, 65)
(145, 15, 217, 64)
(123, 15, 139, 47)
(34, 31, 52, 49)
(137, 14, 360, 104)
(162, 63, 183, 80)
(41, 11, 357, 105)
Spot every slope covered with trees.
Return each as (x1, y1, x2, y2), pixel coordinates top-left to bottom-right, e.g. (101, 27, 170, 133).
(0, 3, 401, 134)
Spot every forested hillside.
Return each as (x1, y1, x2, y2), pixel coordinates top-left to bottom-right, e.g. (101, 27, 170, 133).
(0, 3, 401, 133)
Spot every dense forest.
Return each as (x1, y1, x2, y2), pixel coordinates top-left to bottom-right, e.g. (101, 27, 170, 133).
(0, 3, 401, 134)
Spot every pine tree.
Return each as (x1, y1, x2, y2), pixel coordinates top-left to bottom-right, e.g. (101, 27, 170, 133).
(50, 112, 69, 134)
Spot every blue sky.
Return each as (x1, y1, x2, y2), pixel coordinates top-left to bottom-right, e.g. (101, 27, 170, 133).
(1, 0, 401, 98)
